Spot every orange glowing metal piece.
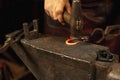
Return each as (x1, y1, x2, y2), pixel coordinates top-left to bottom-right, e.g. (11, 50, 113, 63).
(65, 38, 80, 46)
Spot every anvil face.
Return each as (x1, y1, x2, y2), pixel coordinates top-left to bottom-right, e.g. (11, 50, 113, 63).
(11, 35, 116, 80)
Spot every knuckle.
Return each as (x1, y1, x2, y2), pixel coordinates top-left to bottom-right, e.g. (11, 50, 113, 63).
(56, 10, 63, 15)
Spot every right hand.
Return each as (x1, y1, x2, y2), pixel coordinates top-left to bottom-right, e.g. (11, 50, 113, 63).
(44, 0, 71, 24)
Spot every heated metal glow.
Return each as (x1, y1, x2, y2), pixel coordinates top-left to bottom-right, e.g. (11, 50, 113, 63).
(65, 38, 80, 46)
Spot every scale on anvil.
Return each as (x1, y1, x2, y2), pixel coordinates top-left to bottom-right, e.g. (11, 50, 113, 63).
(1, 0, 120, 80)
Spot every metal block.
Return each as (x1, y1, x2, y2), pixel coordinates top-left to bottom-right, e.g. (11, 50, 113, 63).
(22, 19, 40, 40)
(10, 35, 119, 80)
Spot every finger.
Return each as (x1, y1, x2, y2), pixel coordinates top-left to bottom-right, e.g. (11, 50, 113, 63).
(55, 1, 65, 15)
(55, 2, 65, 22)
(52, 6, 57, 20)
(57, 14, 65, 25)
(49, 10, 54, 19)
(53, 12, 57, 20)
(45, 10, 50, 16)
(44, 0, 55, 19)
(65, 1, 71, 14)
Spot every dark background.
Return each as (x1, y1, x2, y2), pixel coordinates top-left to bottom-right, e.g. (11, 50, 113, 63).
(0, 0, 44, 44)
(0, 0, 44, 79)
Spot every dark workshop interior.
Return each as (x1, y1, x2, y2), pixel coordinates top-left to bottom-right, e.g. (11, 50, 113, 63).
(0, 0, 120, 80)
(0, 0, 44, 79)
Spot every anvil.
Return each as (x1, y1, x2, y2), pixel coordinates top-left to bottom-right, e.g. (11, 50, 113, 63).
(10, 34, 120, 80)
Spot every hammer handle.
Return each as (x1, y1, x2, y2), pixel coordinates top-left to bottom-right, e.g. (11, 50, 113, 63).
(63, 11, 71, 24)
(63, 0, 83, 38)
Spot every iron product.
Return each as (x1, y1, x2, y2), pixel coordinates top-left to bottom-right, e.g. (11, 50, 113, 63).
(10, 34, 120, 80)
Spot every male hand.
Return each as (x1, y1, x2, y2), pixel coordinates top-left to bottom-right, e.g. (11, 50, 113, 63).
(44, 0, 71, 24)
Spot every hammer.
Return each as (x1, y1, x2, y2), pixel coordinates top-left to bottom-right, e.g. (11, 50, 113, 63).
(63, 0, 83, 39)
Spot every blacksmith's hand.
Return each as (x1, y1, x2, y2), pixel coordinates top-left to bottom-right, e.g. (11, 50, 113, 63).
(44, 0, 71, 24)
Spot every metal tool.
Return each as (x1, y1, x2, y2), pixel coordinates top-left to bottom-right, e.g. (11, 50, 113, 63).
(90, 25, 120, 43)
(70, 0, 83, 38)
(0, 19, 40, 53)
(0, 30, 23, 53)
(96, 50, 114, 62)
(63, 0, 83, 38)
(65, 36, 89, 45)
(63, 0, 120, 45)
(64, 8, 120, 44)
(65, 25, 120, 45)
(63, 0, 85, 45)
(23, 19, 40, 40)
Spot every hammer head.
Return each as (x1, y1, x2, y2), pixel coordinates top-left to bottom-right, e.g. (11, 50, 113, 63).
(70, 0, 83, 38)
(63, 0, 83, 38)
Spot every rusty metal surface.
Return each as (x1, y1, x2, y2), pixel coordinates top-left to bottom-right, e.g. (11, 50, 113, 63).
(95, 61, 113, 80)
(10, 35, 120, 80)
(21, 36, 108, 62)
(20, 35, 108, 80)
